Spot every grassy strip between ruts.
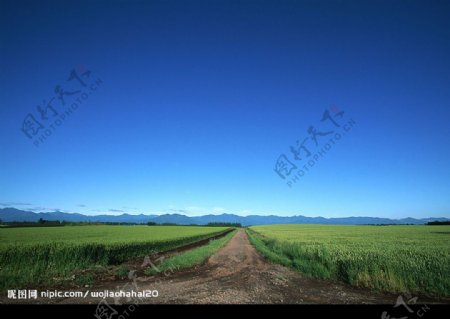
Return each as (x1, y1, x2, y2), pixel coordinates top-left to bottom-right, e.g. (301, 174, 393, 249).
(145, 229, 237, 275)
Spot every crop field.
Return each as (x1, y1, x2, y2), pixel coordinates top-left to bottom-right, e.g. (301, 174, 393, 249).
(0, 225, 229, 290)
(248, 224, 450, 297)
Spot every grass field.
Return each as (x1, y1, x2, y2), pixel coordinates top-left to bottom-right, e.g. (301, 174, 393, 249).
(0, 225, 229, 290)
(248, 224, 450, 297)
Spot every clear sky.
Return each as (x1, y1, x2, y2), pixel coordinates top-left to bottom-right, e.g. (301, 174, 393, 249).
(1, 0, 449, 218)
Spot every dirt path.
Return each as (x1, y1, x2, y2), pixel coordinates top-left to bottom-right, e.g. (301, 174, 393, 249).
(54, 229, 447, 304)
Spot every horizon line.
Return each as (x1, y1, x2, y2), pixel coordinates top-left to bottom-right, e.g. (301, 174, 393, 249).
(1, 207, 448, 220)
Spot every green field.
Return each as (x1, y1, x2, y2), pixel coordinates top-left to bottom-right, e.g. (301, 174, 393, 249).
(0, 225, 229, 290)
(248, 224, 450, 297)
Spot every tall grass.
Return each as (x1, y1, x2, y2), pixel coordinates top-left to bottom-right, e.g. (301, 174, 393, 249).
(0, 225, 229, 289)
(248, 225, 450, 297)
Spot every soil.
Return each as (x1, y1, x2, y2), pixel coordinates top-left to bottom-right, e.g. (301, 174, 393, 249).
(47, 229, 449, 304)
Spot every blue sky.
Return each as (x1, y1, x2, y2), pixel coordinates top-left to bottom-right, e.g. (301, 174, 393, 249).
(1, 0, 449, 218)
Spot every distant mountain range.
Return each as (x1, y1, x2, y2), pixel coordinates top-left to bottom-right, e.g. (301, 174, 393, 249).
(0, 208, 448, 226)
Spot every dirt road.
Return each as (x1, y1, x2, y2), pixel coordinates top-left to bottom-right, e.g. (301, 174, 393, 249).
(57, 228, 442, 304)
